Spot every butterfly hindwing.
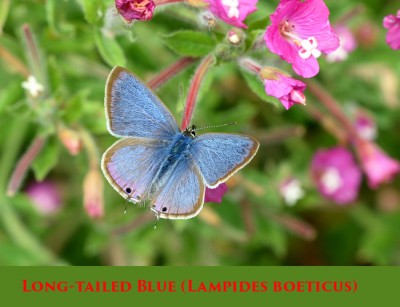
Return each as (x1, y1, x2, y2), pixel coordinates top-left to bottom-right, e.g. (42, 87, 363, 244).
(151, 160, 205, 219)
(101, 137, 169, 202)
(105, 66, 179, 140)
(190, 133, 259, 187)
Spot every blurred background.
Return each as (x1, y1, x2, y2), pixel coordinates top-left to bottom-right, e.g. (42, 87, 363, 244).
(0, 0, 400, 266)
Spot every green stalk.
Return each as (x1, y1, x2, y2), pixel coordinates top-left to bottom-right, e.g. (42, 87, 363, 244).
(0, 118, 65, 265)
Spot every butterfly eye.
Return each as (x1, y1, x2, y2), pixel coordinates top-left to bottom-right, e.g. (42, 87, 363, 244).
(190, 130, 196, 137)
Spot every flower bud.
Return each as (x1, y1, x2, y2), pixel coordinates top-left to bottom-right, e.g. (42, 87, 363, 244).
(115, 0, 156, 22)
(57, 127, 82, 156)
(227, 29, 245, 46)
(83, 169, 104, 219)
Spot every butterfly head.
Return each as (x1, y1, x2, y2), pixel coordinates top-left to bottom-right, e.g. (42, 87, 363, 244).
(183, 124, 197, 138)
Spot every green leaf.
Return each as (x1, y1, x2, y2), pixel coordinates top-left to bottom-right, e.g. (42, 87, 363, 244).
(45, 0, 61, 35)
(32, 138, 60, 181)
(80, 0, 105, 25)
(94, 29, 127, 67)
(62, 89, 89, 124)
(162, 31, 216, 57)
(240, 69, 280, 107)
(0, 79, 24, 114)
(0, 0, 10, 35)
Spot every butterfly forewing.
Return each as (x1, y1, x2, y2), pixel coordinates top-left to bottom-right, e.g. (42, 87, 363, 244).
(190, 133, 259, 188)
(105, 66, 179, 140)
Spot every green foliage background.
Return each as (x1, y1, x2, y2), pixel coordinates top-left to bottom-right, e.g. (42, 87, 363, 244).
(0, 0, 400, 266)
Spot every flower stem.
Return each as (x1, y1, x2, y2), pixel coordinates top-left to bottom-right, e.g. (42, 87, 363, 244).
(147, 57, 197, 90)
(0, 44, 30, 77)
(253, 125, 306, 145)
(181, 54, 215, 130)
(264, 210, 316, 241)
(335, 5, 365, 25)
(305, 79, 360, 143)
(7, 136, 46, 196)
(306, 104, 348, 144)
(79, 128, 100, 170)
(239, 58, 261, 75)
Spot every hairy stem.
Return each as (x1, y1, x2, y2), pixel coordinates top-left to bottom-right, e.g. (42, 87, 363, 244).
(305, 79, 360, 143)
(7, 136, 46, 196)
(147, 57, 197, 90)
(181, 54, 215, 130)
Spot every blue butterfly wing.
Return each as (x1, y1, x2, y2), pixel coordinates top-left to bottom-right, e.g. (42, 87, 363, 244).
(101, 137, 169, 202)
(105, 66, 179, 140)
(151, 160, 205, 219)
(190, 133, 259, 188)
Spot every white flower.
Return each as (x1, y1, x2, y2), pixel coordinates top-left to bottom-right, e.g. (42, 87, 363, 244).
(21, 75, 44, 98)
(280, 178, 305, 206)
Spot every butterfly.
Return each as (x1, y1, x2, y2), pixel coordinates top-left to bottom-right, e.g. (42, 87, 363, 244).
(101, 66, 259, 219)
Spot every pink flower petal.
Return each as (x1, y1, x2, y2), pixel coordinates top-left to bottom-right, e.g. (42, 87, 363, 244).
(205, 183, 228, 203)
(205, 0, 258, 28)
(263, 73, 306, 110)
(358, 141, 400, 188)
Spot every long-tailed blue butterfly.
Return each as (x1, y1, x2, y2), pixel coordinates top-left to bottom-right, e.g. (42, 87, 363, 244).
(101, 66, 259, 219)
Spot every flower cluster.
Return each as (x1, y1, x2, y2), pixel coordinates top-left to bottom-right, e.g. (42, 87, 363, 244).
(311, 142, 400, 205)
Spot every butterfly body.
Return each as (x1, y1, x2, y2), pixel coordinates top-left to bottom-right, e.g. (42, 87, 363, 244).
(149, 130, 194, 198)
(102, 66, 259, 219)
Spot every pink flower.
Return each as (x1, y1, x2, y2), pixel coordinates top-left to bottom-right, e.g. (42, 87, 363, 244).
(26, 181, 62, 215)
(261, 68, 306, 110)
(115, 0, 156, 22)
(205, 0, 258, 28)
(204, 183, 228, 203)
(311, 147, 362, 204)
(383, 10, 400, 50)
(326, 25, 357, 62)
(265, 0, 339, 78)
(357, 141, 400, 188)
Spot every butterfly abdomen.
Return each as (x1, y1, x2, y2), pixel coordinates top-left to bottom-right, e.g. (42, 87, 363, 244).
(149, 133, 194, 197)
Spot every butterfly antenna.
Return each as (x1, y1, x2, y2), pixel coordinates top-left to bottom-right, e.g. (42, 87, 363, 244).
(194, 122, 238, 131)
